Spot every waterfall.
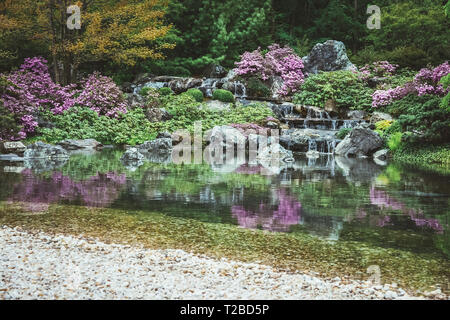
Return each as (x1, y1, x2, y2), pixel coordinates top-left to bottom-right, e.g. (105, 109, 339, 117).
(308, 139, 317, 152)
(332, 120, 337, 130)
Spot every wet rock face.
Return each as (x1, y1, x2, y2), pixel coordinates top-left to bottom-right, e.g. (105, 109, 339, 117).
(335, 127, 383, 157)
(24, 142, 69, 160)
(0, 141, 26, 156)
(120, 147, 145, 169)
(58, 139, 103, 151)
(302, 40, 356, 75)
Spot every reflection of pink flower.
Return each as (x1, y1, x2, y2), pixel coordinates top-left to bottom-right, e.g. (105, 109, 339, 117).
(9, 170, 127, 209)
(369, 188, 444, 233)
(235, 165, 265, 175)
(232, 190, 301, 232)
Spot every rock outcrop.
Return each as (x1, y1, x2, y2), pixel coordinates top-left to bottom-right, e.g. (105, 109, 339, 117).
(58, 139, 103, 151)
(335, 127, 383, 157)
(24, 142, 69, 159)
(0, 141, 26, 156)
(302, 40, 356, 75)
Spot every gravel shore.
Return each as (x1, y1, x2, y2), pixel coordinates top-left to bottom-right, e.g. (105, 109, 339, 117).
(0, 225, 431, 300)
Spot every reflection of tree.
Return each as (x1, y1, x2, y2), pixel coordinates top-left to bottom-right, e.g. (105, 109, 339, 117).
(369, 187, 444, 233)
(9, 170, 126, 211)
(232, 190, 301, 232)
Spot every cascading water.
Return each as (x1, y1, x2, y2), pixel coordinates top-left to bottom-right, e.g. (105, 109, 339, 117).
(275, 104, 367, 156)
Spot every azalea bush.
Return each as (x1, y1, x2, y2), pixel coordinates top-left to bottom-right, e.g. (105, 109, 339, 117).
(372, 61, 450, 108)
(359, 61, 398, 81)
(234, 44, 305, 96)
(75, 72, 128, 118)
(0, 57, 130, 139)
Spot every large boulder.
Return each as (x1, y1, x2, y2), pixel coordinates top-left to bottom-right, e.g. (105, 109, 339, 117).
(302, 40, 356, 75)
(138, 138, 173, 154)
(24, 142, 69, 159)
(370, 112, 393, 124)
(168, 78, 203, 94)
(207, 125, 247, 149)
(203, 64, 228, 79)
(58, 139, 102, 151)
(257, 143, 294, 163)
(0, 141, 26, 156)
(335, 127, 383, 157)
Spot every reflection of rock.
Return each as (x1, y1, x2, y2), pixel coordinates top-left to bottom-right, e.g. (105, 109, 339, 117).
(1, 141, 26, 156)
(302, 40, 356, 74)
(335, 127, 383, 157)
(23, 158, 68, 173)
(24, 142, 69, 159)
(373, 149, 390, 166)
(120, 148, 145, 169)
(58, 139, 103, 151)
(0, 154, 24, 162)
(335, 156, 383, 182)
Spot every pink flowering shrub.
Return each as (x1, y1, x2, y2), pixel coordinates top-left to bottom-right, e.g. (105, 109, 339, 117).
(75, 72, 128, 118)
(234, 44, 305, 96)
(372, 61, 450, 108)
(0, 57, 129, 139)
(359, 61, 398, 81)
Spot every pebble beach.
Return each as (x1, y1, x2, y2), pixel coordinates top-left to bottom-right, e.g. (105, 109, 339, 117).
(1, 225, 440, 300)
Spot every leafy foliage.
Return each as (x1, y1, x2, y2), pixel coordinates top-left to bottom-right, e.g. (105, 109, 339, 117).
(186, 88, 204, 102)
(293, 71, 374, 110)
(212, 89, 235, 103)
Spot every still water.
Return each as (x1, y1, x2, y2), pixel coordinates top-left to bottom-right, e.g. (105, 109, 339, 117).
(0, 149, 449, 258)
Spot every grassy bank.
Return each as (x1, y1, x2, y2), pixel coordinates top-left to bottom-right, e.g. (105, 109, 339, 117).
(1, 202, 449, 295)
(392, 144, 450, 175)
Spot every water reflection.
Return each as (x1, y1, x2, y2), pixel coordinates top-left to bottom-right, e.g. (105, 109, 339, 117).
(0, 150, 449, 256)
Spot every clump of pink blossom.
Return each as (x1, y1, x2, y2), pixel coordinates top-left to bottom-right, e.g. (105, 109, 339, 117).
(371, 61, 450, 108)
(75, 72, 128, 118)
(359, 61, 398, 81)
(234, 44, 305, 96)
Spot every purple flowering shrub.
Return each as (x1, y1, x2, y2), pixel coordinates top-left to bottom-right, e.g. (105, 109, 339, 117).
(372, 61, 450, 108)
(75, 72, 128, 118)
(234, 44, 305, 96)
(359, 61, 398, 81)
(0, 57, 129, 139)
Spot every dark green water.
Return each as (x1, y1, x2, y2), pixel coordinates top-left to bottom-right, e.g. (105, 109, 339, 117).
(0, 149, 449, 259)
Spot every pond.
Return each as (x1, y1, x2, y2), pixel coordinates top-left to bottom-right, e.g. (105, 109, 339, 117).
(0, 149, 449, 261)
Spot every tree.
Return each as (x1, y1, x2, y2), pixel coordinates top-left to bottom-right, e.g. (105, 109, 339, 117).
(0, 0, 174, 84)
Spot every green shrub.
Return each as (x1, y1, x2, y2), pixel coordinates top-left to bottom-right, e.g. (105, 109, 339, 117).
(392, 143, 450, 174)
(158, 87, 174, 96)
(439, 74, 450, 111)
(293, 71, 374, 111)
(246, 77, 271, 98)
(212, 89, 235, 103)
(186, 88, 204, 102)
(0, 103, 21, 141)
(386, 94, 450, 143)
(38, 107, 157, 146)
(337, 128, 352, 140)
(387, 132, 402, 151)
